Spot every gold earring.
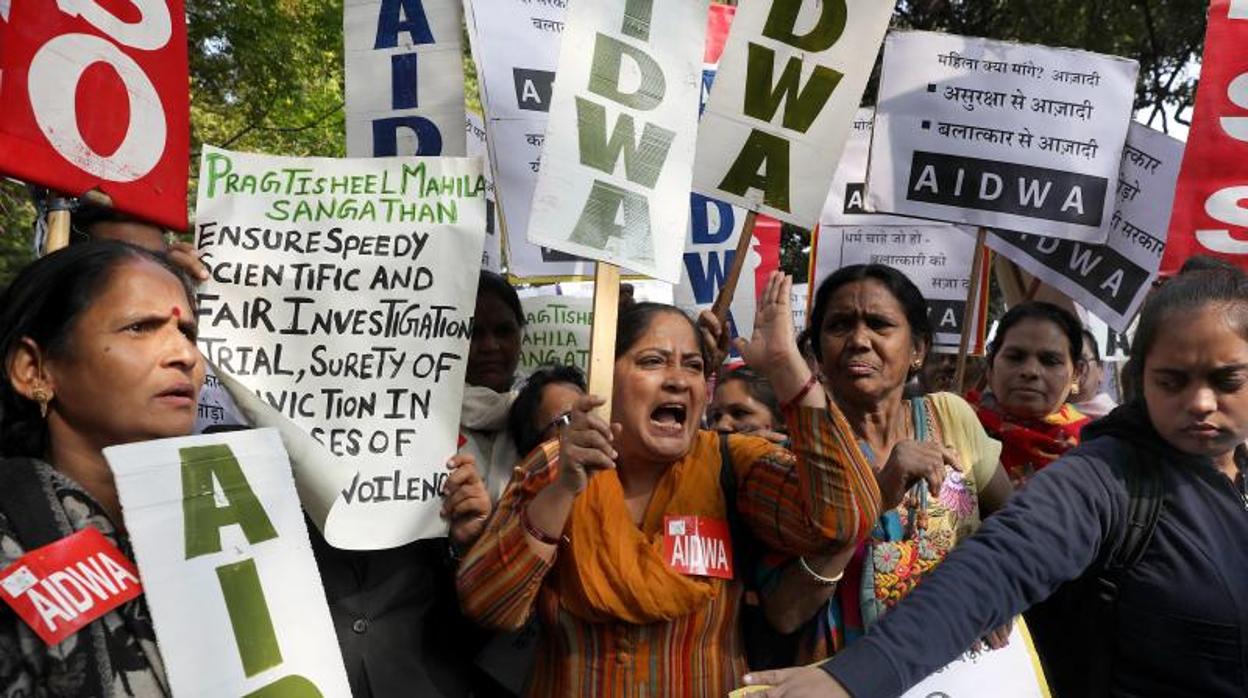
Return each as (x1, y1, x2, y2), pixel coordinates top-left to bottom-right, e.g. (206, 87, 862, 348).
(912, 360, 923, 370)
(32, 386, 51, 419)
(1069, 382, 1080, 398)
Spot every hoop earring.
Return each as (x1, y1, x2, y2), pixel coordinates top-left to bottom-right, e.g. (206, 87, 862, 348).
(32, 386, 51, 419)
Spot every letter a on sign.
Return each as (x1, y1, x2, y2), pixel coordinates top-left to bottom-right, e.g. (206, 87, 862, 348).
(181, 444, 279, 560)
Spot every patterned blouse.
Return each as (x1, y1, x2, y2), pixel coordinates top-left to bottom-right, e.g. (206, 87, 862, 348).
(0, 460, 168, 698)
(456, 406, 883, 697)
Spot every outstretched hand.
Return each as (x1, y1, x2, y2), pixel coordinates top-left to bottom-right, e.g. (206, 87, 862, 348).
(442, 454, 491, 552)
(556, 393, 620, 495)
(733, 271, 796, 370)
(741, 666, 852, 697)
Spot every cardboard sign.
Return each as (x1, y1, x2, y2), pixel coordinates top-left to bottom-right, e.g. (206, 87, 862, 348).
(0, 0, 189, 229)
(518, 295, 593, 376)
(821, 108, 919, 227)
(900, 621, 1049, 697)
(663, 516, 733, 579)
(526, 0, 709, 283)
(674, 198, 782, 344)
(344, 0, 466, 157)
(868, 31, 1138, 243)
(463, 0, 593, 281)
(692, 0, 894, 227)
(193, 147, 486, 548)
(1161, 0, 1248, 273)
(0, 528, 142, 646)
(812, 226, 989, 352)
(988, 123, 1183, 332)
(108, 429, 351, 698)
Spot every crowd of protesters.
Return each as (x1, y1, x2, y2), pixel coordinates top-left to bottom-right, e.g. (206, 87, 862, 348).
(0, 202, 1245, 697)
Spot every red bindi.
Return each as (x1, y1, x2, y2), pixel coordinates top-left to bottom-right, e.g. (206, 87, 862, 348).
(171, 307, 181, 318)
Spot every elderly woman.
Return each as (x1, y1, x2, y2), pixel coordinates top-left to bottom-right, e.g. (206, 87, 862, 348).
(970, 302, 1091, 488)
(0, 242, 490, 698)
(757, 264, 1012, 664)
(457, 273, 891, 696)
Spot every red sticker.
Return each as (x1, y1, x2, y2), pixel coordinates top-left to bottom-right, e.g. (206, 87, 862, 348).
(663, 515, 734, 579)
(0, 528, 143, 646)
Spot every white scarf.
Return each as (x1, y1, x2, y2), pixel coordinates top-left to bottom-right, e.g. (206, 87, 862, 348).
(460, 385, 519, 501)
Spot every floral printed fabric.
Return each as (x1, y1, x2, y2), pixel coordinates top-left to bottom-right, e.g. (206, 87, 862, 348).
(0, 460, 168, 698)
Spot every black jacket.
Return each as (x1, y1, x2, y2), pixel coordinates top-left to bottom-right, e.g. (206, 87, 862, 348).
(821, 401, 1248, 697)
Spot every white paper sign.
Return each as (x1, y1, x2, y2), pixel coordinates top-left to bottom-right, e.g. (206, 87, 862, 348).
(345, 0, 466, 157)
(518, 295, 592, 376)
(193, 147, 486, 548)
(692, 0, 894, 227)
(868, 31, 1139, 242)
(987, 123, 1182, 332)
(820, 108, 919, 227)
(467, 110, 503, 273)
(813, 225, 983, 348)
(526, 0, 709, 283)
(464, 0, 594, 281)
(107, 430, 351, 698)
(901, 623, 1048, 698)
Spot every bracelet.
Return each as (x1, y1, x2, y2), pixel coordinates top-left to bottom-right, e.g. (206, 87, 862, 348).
(799, 556, 844, 585)
(780, 373, 819, 413)
(520, 503, 564, 546)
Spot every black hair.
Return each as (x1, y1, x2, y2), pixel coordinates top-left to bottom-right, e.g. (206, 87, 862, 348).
(1178, 255, 1240, 276)
(987, 302, 1083, 367)
(508, 364, 587, 455)
(614, 302, 708, 367)
(715, 365, 783, 426)
(1128, 268, 1248, 390)
(1081, 328, 1101, 362)
(808, 264, 933, 363)
(1, 241, 195, 458)
(69, 200, 157, 244)
(476, 270, 525, 327)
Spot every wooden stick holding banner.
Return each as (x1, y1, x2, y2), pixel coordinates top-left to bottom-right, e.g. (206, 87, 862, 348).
(954, 228, 989, 390)
(43, 194, 73, 254)
(709, 210, 759, 326)
(587, 262, 621, 421)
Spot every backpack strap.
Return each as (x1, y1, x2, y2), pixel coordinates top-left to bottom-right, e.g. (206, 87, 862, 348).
(1087, 444, 1163, 695)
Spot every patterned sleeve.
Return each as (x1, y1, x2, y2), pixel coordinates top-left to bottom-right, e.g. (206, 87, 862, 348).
(0, 512, 37, 697)
(734, 404, 883, 556)
(456, 441, 560, 632)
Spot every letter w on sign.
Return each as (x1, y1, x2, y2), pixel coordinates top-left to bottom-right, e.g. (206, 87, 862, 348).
(1161, 0, 1248, 273)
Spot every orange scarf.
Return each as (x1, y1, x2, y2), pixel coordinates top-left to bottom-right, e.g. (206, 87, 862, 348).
(556, 431, 774, 625)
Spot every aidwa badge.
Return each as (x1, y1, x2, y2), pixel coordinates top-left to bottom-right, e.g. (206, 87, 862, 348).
(664, 515, 734, 579)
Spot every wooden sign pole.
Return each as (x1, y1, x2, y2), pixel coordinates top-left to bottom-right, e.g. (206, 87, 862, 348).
(586, 262, 621, 421)
(709, 210, 759, 327)
(954, 227, 989, 390)
(44, 194, 73, 254)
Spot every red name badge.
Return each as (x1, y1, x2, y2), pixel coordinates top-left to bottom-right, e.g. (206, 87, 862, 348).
(0, 528, 143, 646)
(663, 516, 734, 579)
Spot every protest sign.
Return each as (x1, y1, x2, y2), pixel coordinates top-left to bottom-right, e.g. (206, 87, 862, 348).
(900, 621, 1049, 697)
(193, 146, 486, 549)
(526, 0, 709, 283)
(813, 225, 989, 351)
(107, 429, 350, 698)
(467, 110, 503, 273)
(868, 31, 1139, 243)
(1082, 309, 1134, 362)
(463, 0, 593, 281)
(674, 197, 782, 343)
(518, 295, 593, 376)
(791, 282, 808, 334)
(1161, 0, 1248, 273)
(0, 0, 189, 229)
(344, 0, 466, 157)
(692, 0, 894, 227)
(988, 123, 1182, 332)
(821, 109, 919, 227)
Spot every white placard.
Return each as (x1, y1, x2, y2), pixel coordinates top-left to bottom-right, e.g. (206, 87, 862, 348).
(464, 0, 594, 281)
(901, 622, 1048, 698)
(344, 0, 466, 157)
(821, 108, 923, 227)
(868, 31, 1139, 242)
(526, 0, 709, 283)
(813, 226, 982, 348)
(692, 0, 894, 227)
(467, 110, 503, 273)
(987, 123, 1182, 332)
(193, 147, 486, 549)
(107, 430, 351, 698)
(518, 295, 592, 376)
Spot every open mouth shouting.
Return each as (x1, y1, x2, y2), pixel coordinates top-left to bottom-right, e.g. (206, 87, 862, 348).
(649, 402, 689, 436)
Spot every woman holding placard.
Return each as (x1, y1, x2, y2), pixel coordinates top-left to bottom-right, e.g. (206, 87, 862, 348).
(744, 269, 1248, 697)
(969, 302, 1091, 488)
(0, 241, 203, 696)
(459, 270, 938, 696)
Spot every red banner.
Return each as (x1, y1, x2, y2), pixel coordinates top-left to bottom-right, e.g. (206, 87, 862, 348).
(0, 1, 189, 230)
(1161, 0, 1248, 274)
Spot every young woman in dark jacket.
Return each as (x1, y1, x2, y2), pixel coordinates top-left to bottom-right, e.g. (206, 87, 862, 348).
(745, 268, 1248, 697)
